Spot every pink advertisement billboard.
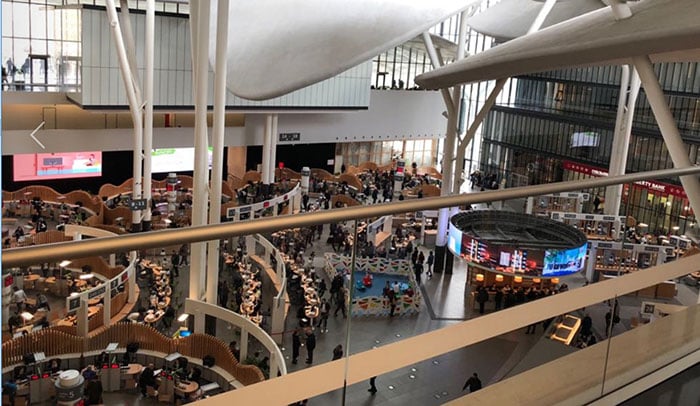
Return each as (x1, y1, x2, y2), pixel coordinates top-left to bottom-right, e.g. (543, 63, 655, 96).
(13, 152, 102, 182)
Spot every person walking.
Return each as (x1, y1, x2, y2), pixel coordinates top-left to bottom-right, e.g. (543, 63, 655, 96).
(426, 251, 434, 277)
(317, 298, 331, 333)
(462, 372, 482, 393)
(170, 250, 180, 277)
(318, 278, 327, 299)
(368, 376, 377, 394)
(334, 286, 347, 318)
(332, 344, 343, 360)
(305, 330, 316, 365)
(291, 328, 301, 365)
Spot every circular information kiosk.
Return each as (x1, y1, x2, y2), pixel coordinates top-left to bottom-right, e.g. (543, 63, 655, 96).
(449, 211, 588, 281)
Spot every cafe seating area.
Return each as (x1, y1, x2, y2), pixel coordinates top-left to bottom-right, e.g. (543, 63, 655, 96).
(1, 323, 264, 404)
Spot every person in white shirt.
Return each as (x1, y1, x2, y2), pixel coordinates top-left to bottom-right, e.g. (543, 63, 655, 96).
(12, 286, 28, 310)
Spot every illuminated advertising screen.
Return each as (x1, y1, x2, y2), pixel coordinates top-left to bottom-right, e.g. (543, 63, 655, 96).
(460, 235, 489, 264)
(447, 225, 462, 256)
(13, 151, 102, 181)
(151, 147, 213, 173)
(543, 244, 587, 276)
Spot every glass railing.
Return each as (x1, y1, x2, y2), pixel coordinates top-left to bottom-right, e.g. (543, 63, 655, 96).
(3, 166, 700, 405)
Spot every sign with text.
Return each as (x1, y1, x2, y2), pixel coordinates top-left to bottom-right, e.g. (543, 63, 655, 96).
(129, 198, 148, 211)
(279, 132, 301, 142)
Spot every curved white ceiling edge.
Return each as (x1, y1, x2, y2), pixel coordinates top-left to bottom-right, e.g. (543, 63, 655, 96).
(416, 0, 700, 89)
(467, 0, 604, 41)
(207, 0, 479, 101)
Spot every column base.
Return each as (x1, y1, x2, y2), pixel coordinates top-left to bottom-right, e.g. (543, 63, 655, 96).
(434, 245, 446, 273)
(444, 250, 454, 274)
(142, 220, 152, 232)
(130, 222, 142, 233)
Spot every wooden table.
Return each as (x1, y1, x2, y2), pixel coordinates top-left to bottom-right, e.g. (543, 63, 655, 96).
(174, 380, 200, 397)
(24, 274, 40, 282)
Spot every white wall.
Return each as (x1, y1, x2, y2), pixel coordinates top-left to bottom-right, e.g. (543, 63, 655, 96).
(247, 90, 447, 144)
(79, 8, 370, 109)
(2, 90, 445, 154)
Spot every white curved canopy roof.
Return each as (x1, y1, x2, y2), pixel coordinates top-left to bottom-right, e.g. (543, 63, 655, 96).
(416, 0, 700, 89)
(209, 0, 479, 101)
(467, 0, 604, 41)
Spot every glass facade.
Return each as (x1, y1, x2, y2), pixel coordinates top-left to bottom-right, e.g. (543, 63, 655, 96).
(480, 64, 700, 236)
(1, 0, 190, 92)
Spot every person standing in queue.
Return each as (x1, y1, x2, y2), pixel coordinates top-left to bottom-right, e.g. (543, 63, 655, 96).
(305, 329, 316, 365)
(291, 328, 301, 365)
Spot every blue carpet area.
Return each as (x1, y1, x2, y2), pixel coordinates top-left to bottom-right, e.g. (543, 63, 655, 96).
(353, 271, 410, 298)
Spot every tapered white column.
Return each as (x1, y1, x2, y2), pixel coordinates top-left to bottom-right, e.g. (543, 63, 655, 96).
(105, 0, 143, 231)
(606, 66, 641, 216)
(633, 56, 700, 217)
(142, 0, 154, 229)
(262, 115, 273, 185)
(269, 114, 279, 184)
(206, 0, 229, 305)
(189, 0, 210, 300)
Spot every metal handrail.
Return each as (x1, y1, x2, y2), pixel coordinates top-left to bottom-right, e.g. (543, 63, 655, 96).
(3, 166, 700, 267)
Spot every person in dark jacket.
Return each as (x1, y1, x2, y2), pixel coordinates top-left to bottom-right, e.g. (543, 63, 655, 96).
(476, 287, 489, 314)
(292, 328, 301, 364)
(139, 363, 158, 398)
(84, 376, 103, 405)
(462, 372, 482, 392)
(332, 344, 343, 360)
(305, 330, 316, 365)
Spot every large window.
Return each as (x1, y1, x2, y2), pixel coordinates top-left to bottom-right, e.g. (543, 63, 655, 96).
(1, 0, 191, 92)
(2, 0, 81, 91)
(337, 140, 437, 169)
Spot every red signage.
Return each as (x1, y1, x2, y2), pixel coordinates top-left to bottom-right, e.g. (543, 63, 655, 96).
(562, 161, 688, 199)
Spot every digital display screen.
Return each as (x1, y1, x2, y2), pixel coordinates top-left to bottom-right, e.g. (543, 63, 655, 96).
(151, 147, 213, 173)
(448, 225, 462, 256)
(542, 244, 587, 276)
(571, 131, 600, 148)
(13, 151, 102, 181)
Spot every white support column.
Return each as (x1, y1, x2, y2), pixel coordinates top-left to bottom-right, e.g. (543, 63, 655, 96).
(189, 0, 210, 301)
(205, 0, 230, 305)
(142, 0, 155, 229)
(527, 0, 557, 34)
(270, 114, 279, 184)
(109, 254, 116, 267)
(261, 115, 273, 185)
(421, 32, 455, 118)
(105, 0, 143, 231)
(633, 56, 700, 217)
(454, 78, 507, 194)
(118, 0, 142, 103)
(606, 66, 641, 216)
